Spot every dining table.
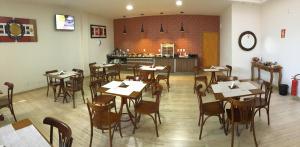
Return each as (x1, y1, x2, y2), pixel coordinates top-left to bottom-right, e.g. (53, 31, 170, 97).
(203, 66, 229, 92)
(44, 71, 78, 102)
(94, 63, 115, 74)
(139, 65, 166, 80)
(212, 80, 264, 101)
(0, 119, 51, 147)
(98, 80, 147, 128)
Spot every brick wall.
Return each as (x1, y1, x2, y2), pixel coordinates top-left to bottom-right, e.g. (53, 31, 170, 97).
(114, 15, 220, 61)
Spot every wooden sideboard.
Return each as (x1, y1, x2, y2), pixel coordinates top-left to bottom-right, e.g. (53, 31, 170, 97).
(251, 61, 282, 86)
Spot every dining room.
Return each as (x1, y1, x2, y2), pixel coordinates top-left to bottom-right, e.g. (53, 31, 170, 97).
(0, 0, 300, 147)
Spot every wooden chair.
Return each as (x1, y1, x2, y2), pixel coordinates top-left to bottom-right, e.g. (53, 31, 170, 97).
(43, 117, 73, 147)
(226, 65, 233, 76)
(133, 83, 163, 137)
(156, 65, 171, 92)
(65, 75, 85, 108)
(45, 70, 60, 97)
(87, 99, 122, 147)
(193, 66, 208, 93)
(125, 64, 140, 80)
(226, 98, 258, 147)
(0, 82, 17, 122)
(195, 84, 226, 139)
(65, 68, 84, 85)
(90, 80, 117, 112)
(245, 80, 273, 125)
(106, 64, 121, 81)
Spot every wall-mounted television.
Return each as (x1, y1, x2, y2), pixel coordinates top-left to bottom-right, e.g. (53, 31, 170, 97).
(55, 14, 75, 31)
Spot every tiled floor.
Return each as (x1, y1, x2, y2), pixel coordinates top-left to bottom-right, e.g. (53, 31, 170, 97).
(0, 73, 298, 147)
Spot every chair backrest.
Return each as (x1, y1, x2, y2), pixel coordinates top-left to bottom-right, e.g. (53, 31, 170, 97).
(86, 100, 115, 130)
(217, 75, 238, 82)
(4, 82, 14, 105)
(229, 98, 255, 123)
(193, 66, 200, 77)
(43, 117, 73, 147)
(89, 80, 102, 101)
(132, 64, 140, 77)
(69, 75, 84, 90)
(195, 84, 205, 110)
(72, 68, 84, 77)
(45, 70, 58, 84)
(89, 62, 96, 73)
(139, 70, 151, 81)
(261, 80, 273, 106)
(226, 65, 232, 76)
(152, 83, 163, 105)
(165, 65, 171, 77)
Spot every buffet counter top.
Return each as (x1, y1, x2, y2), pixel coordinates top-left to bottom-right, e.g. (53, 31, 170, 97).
(107, 55, 198, 59)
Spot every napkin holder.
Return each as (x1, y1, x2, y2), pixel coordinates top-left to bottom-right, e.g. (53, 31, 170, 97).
(119, 82, 128, 88)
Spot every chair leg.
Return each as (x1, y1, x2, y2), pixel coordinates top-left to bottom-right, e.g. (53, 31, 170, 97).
(133, 111, 138, 134)
(72, 93, 75, 108)
(46, 85, 49, 96)
(231, 122, 235, 147)
(81, 89, 85, 104)
(157, 111, 162, 124)
(89, 126, 93, 147)
(267, 108, 270, 125)
(198, 112, 201, 126)
(222, 113, 227, 135)
(199, 115, 204, 140)
(252, 121, 258, 147)
(109, 126, 112, 147)
(119, 123, 123, 138)
(154, 113, 159, 137)
(167, 79, 170, 92)
(9, 106, 17, 122)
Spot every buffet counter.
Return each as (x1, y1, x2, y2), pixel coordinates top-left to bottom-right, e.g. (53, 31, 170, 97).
(107, 55, 198, 72)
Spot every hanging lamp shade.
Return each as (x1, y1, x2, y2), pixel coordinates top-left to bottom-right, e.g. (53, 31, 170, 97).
(141, 24, 144, 32)
(122, 25, 127, 34)
(160, 24, 164, 33)
(180, 22, 185, 32)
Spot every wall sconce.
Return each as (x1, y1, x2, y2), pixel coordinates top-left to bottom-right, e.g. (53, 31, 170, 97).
(141, 24, 144, 33)
(180, 22, 185, 32)
(160, 24, 164, 33)
(123, 25, 127, 34)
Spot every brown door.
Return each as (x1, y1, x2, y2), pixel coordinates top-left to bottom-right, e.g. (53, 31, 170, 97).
(202, 32, 219, 67)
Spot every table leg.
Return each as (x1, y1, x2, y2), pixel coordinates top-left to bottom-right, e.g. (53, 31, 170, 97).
(56, 79, 69, 103)
(119, 97, 136, 129)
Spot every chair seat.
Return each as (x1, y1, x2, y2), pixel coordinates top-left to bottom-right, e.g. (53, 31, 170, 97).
(156, 74, 167, 80)
(135, 101, 159, 114)
(226, 108, 252, 123)
(202, 101, 224, 115)
(93, 95, 116, 105)
(244, 97, 267, 108)
(93, 112, 120, 129)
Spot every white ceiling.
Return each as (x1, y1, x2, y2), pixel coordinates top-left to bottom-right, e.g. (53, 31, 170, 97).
(10, 0, 265, 19)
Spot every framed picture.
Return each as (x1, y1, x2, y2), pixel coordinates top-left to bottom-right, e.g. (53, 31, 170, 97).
(0, 16, 38, 42)
(90, 24, 106, 38)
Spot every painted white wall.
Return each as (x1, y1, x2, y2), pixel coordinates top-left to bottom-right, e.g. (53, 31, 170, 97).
(231, 3, 262, 79)
(261, 0, 300, 95)
(220, 5, 232, 66)
(0, 0, 114, 93)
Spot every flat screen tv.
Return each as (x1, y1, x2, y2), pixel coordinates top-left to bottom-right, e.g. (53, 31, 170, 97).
(55, 14, 75, 31)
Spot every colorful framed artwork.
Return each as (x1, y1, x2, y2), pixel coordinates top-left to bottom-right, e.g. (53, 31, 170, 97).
(0, 16, 38, 42)
(90, 24, 106, 38)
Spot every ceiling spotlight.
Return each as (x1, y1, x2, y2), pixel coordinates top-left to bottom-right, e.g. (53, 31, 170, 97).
(176, 0, 182, 6)
(126, 4, 133, 11)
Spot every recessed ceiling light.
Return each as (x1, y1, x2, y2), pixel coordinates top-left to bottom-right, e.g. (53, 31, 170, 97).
(176, 0, 183, 6)
(126, 4, 133, 11)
